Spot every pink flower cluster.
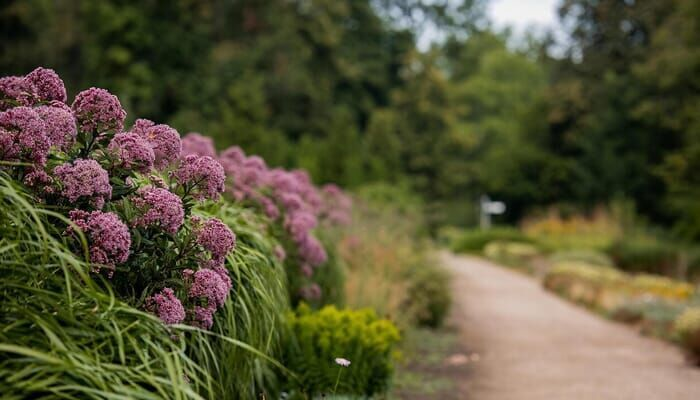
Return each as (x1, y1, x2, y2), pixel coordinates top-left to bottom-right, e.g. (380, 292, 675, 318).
(209, 142, 331, 266)
(179, 133, 353, 302)
(195, 217, 236, 265)
(24, 67, 67, 103)
(54, 159, 113, 209)
(0, 76, 27, 110)
(146, 288, 186, 325)
(0, 106, 50, 166)
(130, 119, 182, 169)
(172, 155, 225, 201)
(1, 68, 238, 330)
(72, 87, 126, 133)
(35, 102, 77, 151)
(108, 132, 155, 172)
(69, 210, 131, 274)
(299, 283, 322, 301)
(319, 184, 352, 226)
(0, 67, 66, 109)
(183, 266, 233, 328)
(180, 132, 216, 158)
(131, 187, 185, 234)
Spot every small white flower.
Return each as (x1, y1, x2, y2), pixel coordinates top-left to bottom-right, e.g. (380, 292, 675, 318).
(334, 357, 351, 367)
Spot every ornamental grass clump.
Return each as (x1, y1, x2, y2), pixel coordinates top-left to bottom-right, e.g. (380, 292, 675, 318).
(0, 175, 212, 398)
(0, 67, 237, 329)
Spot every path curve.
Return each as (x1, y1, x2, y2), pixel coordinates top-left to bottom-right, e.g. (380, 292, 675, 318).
(443, 252, 700, 400)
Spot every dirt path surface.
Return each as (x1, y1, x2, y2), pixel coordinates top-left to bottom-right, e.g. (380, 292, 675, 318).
(443, 252, 700, 400)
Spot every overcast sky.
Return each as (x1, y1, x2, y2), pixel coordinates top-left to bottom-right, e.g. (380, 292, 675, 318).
(417, 0, 563, 50)
(489, 0, 560, 33)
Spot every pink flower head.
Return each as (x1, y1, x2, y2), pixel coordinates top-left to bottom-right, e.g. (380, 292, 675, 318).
(212, 266, 232, 293)
(69, 210, 131, 270)
(284, 211, 317, 242)
(35, 102, 77, 151)
(0, 76, 25, 99)
(268, 168, 322, 214)
(238, 155, 269, 191)
(23, 167, 54, 195)
(0, 106, 50, 165)
(146, 288, 186, 325)
(0, 76, 29, 110)
(320, 184, 352, 225)
(24, 67, 67, 103)
(54, 159, 112, 209)
(188, 268, 230, 307)
(196, 218, 235, 258)
(267, 168, 297, 194)
(278, 192, 304, 212)
(180, 132, 216, 158)
(273, 245, 286, 262)
(131, 119, 181, 169)
(72, 87, 126, 133)
(298, 234, 328, 266)
(172, 155, 225, 201)
(108, 131, 155, 172)
(132, 187, 184, 234)
(299, 283, 322, 301)
(260, 195, 280, 219)
(300, 263, 313, 278)
(219, 146, 246, 166)
(192, 304, 216, 329)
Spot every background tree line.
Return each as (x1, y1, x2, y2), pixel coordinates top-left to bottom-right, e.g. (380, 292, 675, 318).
(2, 0, 700, 237)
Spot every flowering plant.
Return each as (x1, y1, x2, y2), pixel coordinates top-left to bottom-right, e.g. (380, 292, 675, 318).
(0, 68, 234, 329)
(181, 134, 352, 304)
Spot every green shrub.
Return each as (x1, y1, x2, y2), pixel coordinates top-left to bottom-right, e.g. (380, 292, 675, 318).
(611, 299, 685, 339)
(607, 236, 679, 276)
(404, 264, 452, 328)
(544, 260, 694, 314)
(436, 225, 465, 247)
(483, 240, 540, 266)
(450, 227, 532, 253)
(550, 249, 613, 267)
(283, 304, 400, 397)
(673, 307, 700, 363)
(684, 247, 700, 283)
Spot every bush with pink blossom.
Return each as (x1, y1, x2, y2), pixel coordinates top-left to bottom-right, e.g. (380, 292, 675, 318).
(1, 67, 353, 328)
(1, 67, 362, 399)
(0, 68, 237, 330)
(182, 134, 353, 305)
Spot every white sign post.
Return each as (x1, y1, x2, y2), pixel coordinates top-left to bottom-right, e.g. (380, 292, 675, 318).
(480, 195, 506, 229)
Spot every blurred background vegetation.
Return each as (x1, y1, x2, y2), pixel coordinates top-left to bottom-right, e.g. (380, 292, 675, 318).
(2, 0, 700, 235)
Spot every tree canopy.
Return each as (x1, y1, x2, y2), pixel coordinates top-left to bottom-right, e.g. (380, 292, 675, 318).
(3, 0, 700, 236)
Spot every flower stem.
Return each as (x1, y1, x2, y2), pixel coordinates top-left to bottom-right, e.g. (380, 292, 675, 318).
(332, 368, 343, 394)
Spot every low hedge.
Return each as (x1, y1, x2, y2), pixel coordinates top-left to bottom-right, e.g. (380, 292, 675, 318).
(674, 307, 700, 364)
(543, 261, 694, 312)
(607, 236, 679, 276)
(450, 227, 533, 253)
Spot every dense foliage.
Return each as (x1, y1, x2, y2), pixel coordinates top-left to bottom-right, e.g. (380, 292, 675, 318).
(5, 0, 700, 237)
(0, 67, 389, 398)
(283, 304, 401, 397)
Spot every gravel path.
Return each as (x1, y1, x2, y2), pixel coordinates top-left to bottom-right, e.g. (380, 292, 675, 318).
(443, 252, 700, 400)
